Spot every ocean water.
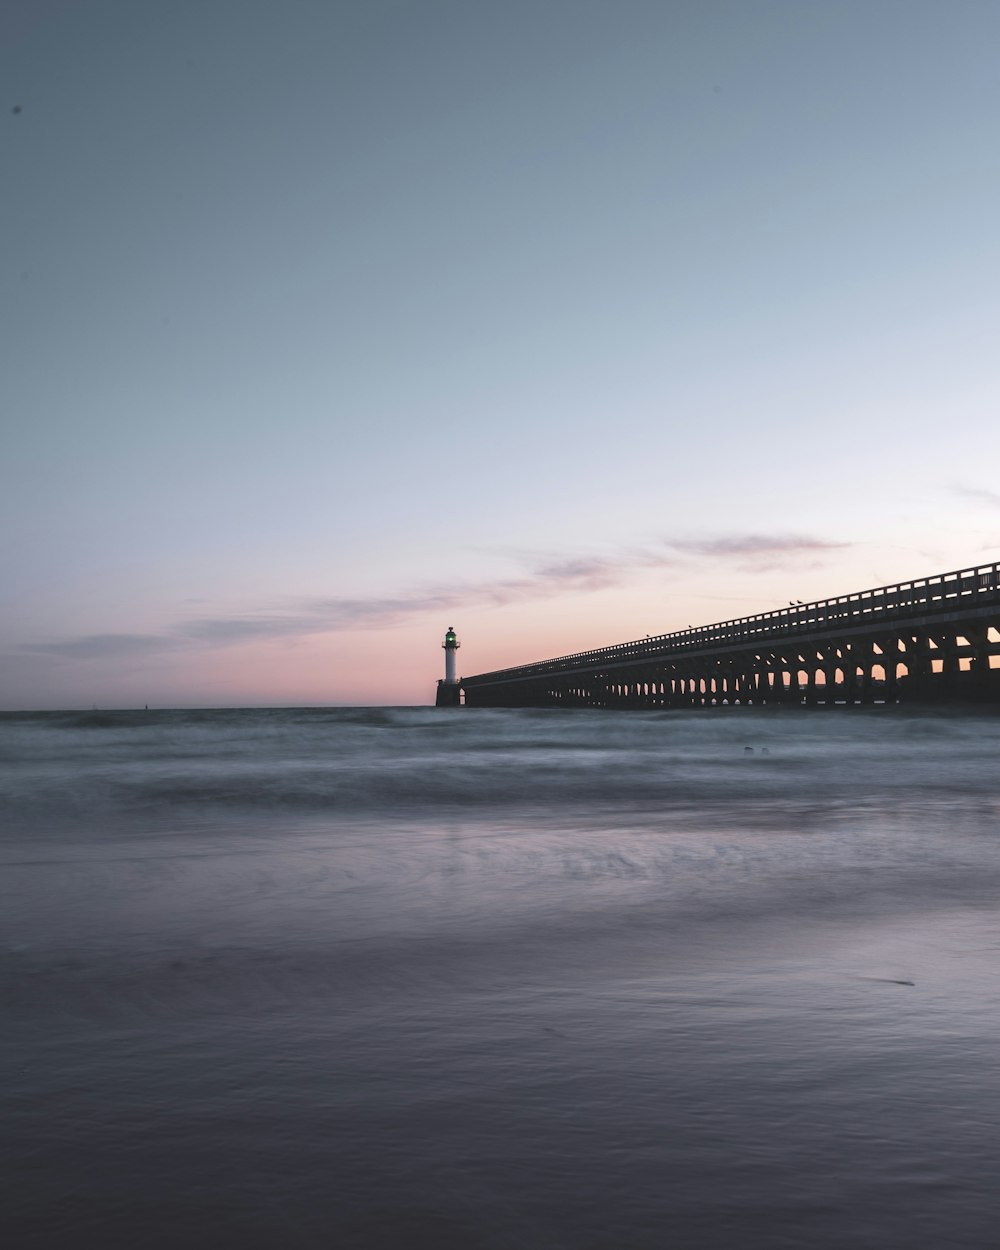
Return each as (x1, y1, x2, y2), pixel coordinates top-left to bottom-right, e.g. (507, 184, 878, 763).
(2, 706, 1000, 1249)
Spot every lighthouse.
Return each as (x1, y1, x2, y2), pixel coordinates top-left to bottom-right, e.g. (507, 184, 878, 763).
(436, 626, 462, 706)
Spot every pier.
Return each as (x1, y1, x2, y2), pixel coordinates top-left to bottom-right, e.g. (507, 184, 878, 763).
(460, 561, 1000, 708)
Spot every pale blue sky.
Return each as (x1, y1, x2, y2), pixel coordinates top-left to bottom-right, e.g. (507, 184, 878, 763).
(2, 0, 999, 706)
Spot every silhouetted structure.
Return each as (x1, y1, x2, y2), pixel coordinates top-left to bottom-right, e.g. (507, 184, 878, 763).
(461, 561, 1000, 708)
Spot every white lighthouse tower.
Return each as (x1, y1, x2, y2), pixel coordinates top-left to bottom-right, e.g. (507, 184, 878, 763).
(443, 626, 460, 684)
(436, 626, 461, 706)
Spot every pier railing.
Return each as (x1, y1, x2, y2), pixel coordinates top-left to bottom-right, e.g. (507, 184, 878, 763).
(464, 560, 1000, 686)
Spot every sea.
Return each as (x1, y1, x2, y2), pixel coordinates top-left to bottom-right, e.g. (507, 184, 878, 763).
(2, 705, 1000, 1249)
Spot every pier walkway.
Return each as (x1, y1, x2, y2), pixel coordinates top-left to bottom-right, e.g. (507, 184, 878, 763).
(460, 561, 1000, 707)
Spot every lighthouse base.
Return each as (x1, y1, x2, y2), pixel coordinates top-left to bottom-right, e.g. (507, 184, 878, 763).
(435, 680, 462, 708)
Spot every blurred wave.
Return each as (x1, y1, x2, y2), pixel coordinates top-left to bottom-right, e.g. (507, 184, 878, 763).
(1, 706, 998, 832)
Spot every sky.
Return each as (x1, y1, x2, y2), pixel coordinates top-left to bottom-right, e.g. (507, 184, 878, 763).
(2, 0, 999, 708)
